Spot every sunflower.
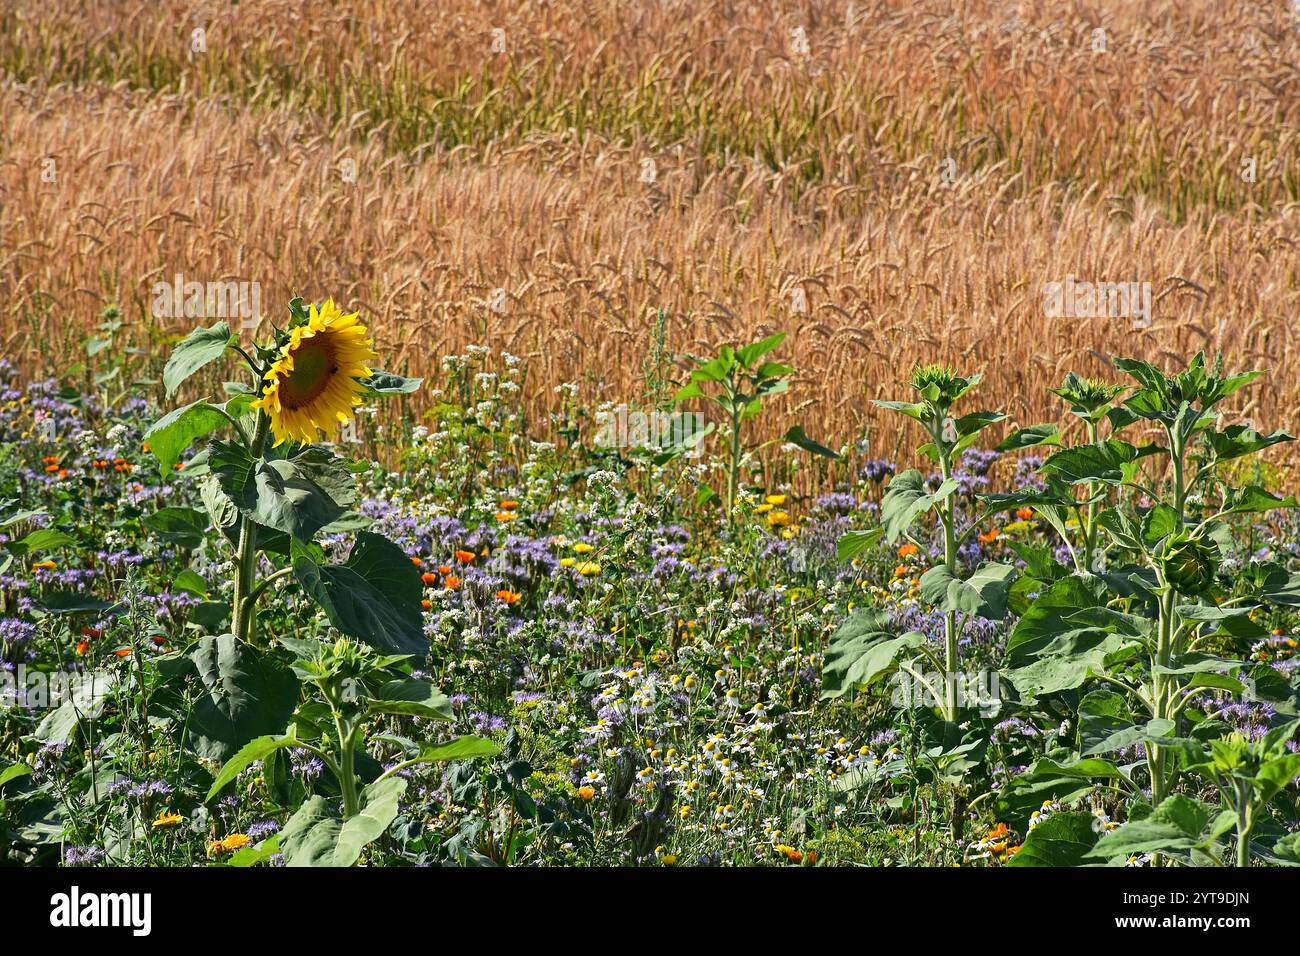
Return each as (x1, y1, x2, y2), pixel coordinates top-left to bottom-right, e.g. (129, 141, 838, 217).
(252, 299, 378, 447)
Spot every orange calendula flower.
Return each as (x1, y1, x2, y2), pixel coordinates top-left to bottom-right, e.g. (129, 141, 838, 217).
(496, 590, 522, 604)
(897, 543, 919, 558)
(774, 844, 804, 863)
(409, 555, 423, 566)
(75, 640, 90, 656)
(454, 550, 476, 564)
(977, 527, 1000, 544)
(437, 565, 452, 575)
(421, 599, 432, 611)
(31, 560, 57, 571)
(1015, 507, 1034, 521)
(443, 575, 462, 590)
(115, 648, 132, 658)
(421, 572, 439, 586)
(495, 511, 518, 523)
(221, 834, 251, 852)
(499, 499, 519, 510)
(577, 786, 596, 800)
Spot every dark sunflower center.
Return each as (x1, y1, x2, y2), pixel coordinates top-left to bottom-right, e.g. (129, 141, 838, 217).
(278, 336, 340, 410)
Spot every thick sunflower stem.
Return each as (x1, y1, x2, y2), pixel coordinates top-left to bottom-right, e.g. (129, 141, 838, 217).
(937, 425, 959, 724)
(232, 411, 271, 645)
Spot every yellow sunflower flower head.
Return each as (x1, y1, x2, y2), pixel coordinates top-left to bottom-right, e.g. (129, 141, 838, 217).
(252, 299, 378, 447)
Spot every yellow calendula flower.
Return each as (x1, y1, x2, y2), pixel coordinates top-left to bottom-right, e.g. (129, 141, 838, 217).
(766, 510, 792, 527)
(252, 298, 378, 447)
(152, 811, 184, 829)
(576, 561, 602, 576)
(765, 494, 786, 506)
(572, 542, 594, 554)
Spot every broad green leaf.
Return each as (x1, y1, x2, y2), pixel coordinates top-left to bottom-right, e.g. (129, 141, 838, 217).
(783, 425, 841, 460)
(143, 507, 209, 550)
(144, 400, 230, 473)
(920, 562, 1017, 620)
(409, 736, 502, 763)
(368, 680, 453, 720)
(1205, 425, 1293, 462)
(1006, 812, 1099, 867)
(872, 399, 927, 422)
(1087, 795, 1215, 859)
(10, 528, 75, 555)
(673, 382, 706, 402)
(32, 671, 117, 744)
(736, 332, 786, 368)
(206, 730, 298, 802)
(163, 321, 233, 397)
(0, 763, 31, 789)
(226, 836, 281, 867)
(1140, 504, 1181, 545)
(292, 532, 426, 656)
(1004, 575, 1105, 665)
(184, 635, 300, 761)
(1028, 756, 1127, 781)
(37, 593, 120, 615)
(1260, 567, 1300, 606)
(1005, 540, 1068, 583)
(880, 470, 957, 544)
(1221, 486, 1298, 515)
(1040, 440, 1146, 485)
(1095, 508, 1143, 551)
(210, 441, 353, 541)
(821, 609, 926, 699)
(362, 370, 422, 394)
(996, 423, 1060, 452)
(1084, 718, 1174, 757)
(836, 528, 883, 561)
(280, 778, 407, 867)
(1006, 627, 1129, 696)
(952, 411, 1007, 454)
(0, 509, 47, 530)
(173, 570, 210, 598)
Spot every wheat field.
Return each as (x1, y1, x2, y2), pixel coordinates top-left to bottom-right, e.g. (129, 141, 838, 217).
(2, 0, 1298, 480)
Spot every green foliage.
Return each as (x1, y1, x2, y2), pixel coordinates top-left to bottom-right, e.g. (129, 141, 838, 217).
(675, 333, 836, 518)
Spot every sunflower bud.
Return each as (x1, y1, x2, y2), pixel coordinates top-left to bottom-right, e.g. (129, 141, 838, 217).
(1160, 534, 1219, 595)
